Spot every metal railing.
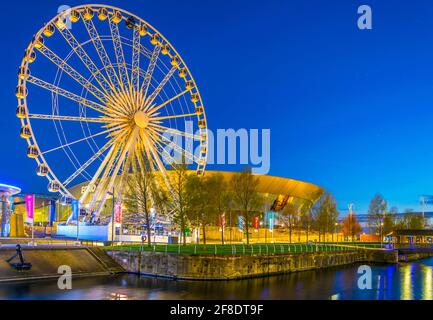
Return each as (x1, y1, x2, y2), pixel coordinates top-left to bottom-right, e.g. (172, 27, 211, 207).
(107, 242, 384, 255)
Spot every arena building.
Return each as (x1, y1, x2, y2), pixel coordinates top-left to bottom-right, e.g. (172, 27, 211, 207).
(55, 170, 324, 241)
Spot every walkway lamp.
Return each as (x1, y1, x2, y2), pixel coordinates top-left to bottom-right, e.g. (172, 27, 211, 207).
(380, 222, 384, 247)
(335, 222, 338, 242)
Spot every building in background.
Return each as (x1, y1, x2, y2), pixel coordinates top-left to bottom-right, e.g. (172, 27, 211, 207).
(0, 184, 21, 237)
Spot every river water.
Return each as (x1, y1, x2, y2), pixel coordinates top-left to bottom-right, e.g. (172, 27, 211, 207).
(1, 257, 433, 300)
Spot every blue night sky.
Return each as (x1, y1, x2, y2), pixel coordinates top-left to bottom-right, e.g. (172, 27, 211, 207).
(2, 0, 433, 214)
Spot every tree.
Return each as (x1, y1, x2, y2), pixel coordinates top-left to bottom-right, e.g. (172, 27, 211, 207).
(367, 194, 387, 235)
(230, 168, 263, 245)
(170, 161, 192, 245)
(382, 206, 398, 235)
(185, 174, 208, 244)
(341, 213, 362, 240)
(123, 158, 168, 247)
(300, 206, 314, 242)
(206, 173, 228, 244)
(395, 209, 424, 230)
(186, 174, 226, 245)
(221, 185, 235, 244)
(313, 192, 339, 242)
(281, 202, 298, 243)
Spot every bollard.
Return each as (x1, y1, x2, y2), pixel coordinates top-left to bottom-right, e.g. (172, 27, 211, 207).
(215, 245, 217, 255)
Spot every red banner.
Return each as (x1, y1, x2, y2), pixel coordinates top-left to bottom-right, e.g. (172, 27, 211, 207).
(254, 215, 259, 231)
(114, 203, 122, 224)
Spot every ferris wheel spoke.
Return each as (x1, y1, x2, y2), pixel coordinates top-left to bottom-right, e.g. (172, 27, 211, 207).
(131, 26, 141, 105)
(142, 67, 177, 112)
(41, 128, 116, 155)
(85, 144, 121, 209)
(63, 140, 114, 186)
(28, 113, 105, 123)
(37, 45, 108, 103)
(79, 142, 119, 204)
(55, 24, 116, 95)
(149, 123, 202, 140)
(141, 133, 174, 192)
(93, 129, 138, 215)
(147, 131, 182, 166)
(139, 45, 161, 102)
(27, 75, 108, 114)
(137, 134, 158, 172)
(147, 89, 191, 115)
(115, 156, 132, 201)
(151, 112, 196, 121)
(147, 126, 200, 164)
(81, 14, 123, 93)
(109, 16, 131, 93)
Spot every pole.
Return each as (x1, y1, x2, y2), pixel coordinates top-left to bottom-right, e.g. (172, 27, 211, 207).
(111, 186, 115, 245)
(229, 211, 232, 244)
(221, 213, 224, 245)
(422, 196, 425, 229)
(380, 223, 383, 248)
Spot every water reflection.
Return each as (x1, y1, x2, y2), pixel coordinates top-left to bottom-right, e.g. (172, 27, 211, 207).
(400, 264, 413, 300)
(1, 258, 433, 300)
(422, 266, 433, 300)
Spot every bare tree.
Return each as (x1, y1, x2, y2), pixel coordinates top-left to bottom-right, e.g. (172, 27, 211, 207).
(123, 157, 168, 246)
(230, 168, 263, 244)
(367, 194, 387, 235)
(170, 161, 191, 245)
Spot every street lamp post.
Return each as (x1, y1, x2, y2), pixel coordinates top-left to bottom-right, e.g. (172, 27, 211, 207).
(380, 222, 384, 248)
(111, 186, 115, 246)
(335, 222, 338, 242)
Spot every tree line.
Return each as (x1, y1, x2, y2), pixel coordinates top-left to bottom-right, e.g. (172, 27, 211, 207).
(367, 193, 424, 235)
(125, 159, 413, 246)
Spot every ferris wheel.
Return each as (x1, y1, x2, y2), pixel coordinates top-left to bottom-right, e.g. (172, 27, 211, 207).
(16, 4, 208, 218)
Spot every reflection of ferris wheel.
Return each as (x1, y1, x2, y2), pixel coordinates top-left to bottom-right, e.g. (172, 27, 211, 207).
(16, 4, 208, 217)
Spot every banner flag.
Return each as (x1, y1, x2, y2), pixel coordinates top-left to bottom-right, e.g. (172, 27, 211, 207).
(48, 200, 56, 225)
(254, 215, 259, 231)
(114, 203, 122, 224)
(267, 211, 274, 232)
(71, 199, 79, 221)
(25, 194, 35, 222)
(238, 215, 243, 232)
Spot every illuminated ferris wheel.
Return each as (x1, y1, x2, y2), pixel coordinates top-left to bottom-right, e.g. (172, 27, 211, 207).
(16, 4, 208, 218)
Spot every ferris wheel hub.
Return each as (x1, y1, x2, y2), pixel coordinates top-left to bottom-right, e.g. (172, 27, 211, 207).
(134, 111, 149, 128)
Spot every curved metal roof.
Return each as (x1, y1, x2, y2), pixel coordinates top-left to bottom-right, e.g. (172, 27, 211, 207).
(197, 171, 324, 204)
